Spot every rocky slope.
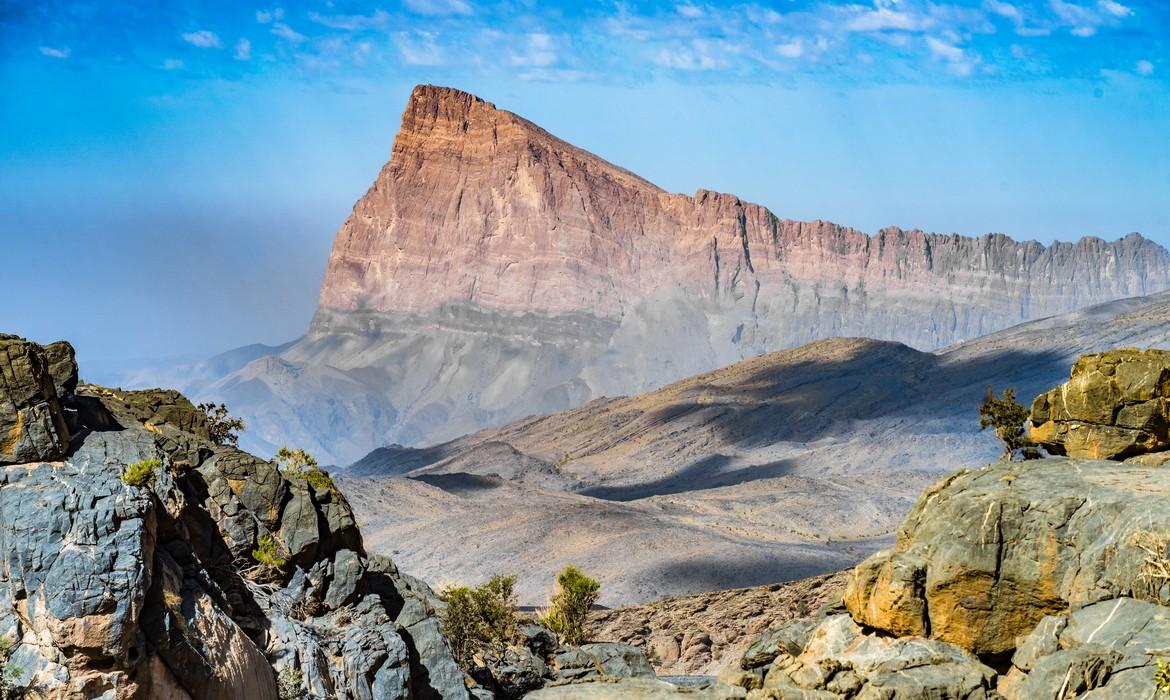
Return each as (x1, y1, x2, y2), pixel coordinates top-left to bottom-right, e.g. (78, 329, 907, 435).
(160, 84, 1170, 464)
(588, 572, 849, 677)
(557, 349, 1170, 698)
(341, 290, 1170, 606)
(0, 334, 476, 699)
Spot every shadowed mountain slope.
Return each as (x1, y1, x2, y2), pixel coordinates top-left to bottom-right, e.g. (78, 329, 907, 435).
(342, 290, 1170, 605)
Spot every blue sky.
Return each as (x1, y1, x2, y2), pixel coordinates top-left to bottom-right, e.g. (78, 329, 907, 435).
(2, 0, 1168, 374)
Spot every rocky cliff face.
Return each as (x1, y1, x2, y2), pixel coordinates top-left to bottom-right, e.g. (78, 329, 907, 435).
(0, 336, 469, 699)
(186, 84, 1170, 463)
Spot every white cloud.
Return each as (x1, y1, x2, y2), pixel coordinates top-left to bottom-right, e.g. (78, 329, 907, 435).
(986, 0, 1022, 21)
(404, 0, 473, 16)
(309, 10, 391, 31)
(1136, 59, 1154, 76)
(256, 8, 283, 24)
(926, 36, 965, 63)
(746, 6, 782, 24)
(844, 3, 932, 32)
(776, 38, 804, 58)
(39, 46, 70, 59)
(182, 30, 222, 49)
(510, 33, 557, 67)
(271, 23, 306, 43)
(676, 4, 704, 18)
(395, 31, 446, 65)
(653, 39, 736, 70)
(926, 36, 979, 76)
(1049, 0, 1132, 36)
(1098, 0, 1132, 17)
(162, 58, 184, 70)
(234, 37, 252, 61)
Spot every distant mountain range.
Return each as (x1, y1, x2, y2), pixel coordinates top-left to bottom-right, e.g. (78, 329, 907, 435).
(341, 290, 1170, 605)
(128, 84, 1170, 465)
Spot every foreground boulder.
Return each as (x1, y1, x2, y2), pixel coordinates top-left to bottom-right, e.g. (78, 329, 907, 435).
(843, 459, 1170, 656)
(722, 613, 996, 699)
(0, 336, 468, 699)
(1029, 348, 1170, 459)
(721, 455, 1170, 698)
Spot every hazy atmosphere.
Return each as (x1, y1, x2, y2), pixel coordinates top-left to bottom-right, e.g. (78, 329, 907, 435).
(3, 0, 1168, 372)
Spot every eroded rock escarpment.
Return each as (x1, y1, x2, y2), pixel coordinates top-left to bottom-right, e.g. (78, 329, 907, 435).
(0, 335, 469, 699)
(193, 84, 1170, 463)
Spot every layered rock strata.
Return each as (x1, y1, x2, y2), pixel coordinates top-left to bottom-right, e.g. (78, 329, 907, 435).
(186, 84, 1170, 463)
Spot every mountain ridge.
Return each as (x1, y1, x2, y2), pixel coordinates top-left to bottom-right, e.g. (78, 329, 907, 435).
(139, 84, 1170, 463)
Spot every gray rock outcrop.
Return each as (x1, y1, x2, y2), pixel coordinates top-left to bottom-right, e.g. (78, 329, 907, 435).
(0, 336, 469, 699)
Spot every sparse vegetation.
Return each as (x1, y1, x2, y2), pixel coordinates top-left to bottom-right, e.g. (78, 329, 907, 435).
(274, 447, 337, 493)
(978, 387, 1041, 461)
(1, 634, 24, 700)
(197, 401, 245, 447)
(1130, 530, 1170, 600)
(1155, 658, 1170, 695)
(440, 574, 519, 668)
(121, 457, 163, 487)
(540, 565, 600, 646)
(252, 534, 289, 571)
(277, 663, 305, 700)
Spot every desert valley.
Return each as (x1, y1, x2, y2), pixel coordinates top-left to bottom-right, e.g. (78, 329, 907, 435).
(5, 4, 1170, 696)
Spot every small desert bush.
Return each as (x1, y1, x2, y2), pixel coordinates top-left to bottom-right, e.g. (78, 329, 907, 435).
(440, 574, 519, 667)
(275, 447, 336, 493)
(540, 565, 600, 646)
(978, 387, 1041, 461)
(0, 634, 23, 700)
(197, 401, 245, 447)
(253, 534, 289, 570)
(1155, 658, 1170, 695)
(122, 458, 163, 487)
(277, 664, 305, 700)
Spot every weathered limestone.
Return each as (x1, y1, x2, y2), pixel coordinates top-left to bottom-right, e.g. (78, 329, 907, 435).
(1029, 348, 1170, 459)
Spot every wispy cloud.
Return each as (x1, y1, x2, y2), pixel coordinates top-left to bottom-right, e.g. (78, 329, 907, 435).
(271, 23, 306, 43)
(654, 39, 738, 70)
(843, 3, 934, 32)
(404, 0, 473, 16)
(1136, 59, 1154, 75)
(395, 31, 446, 65)
(234, 38, 252, 61)
(256, 8, 283, 25)
(676, 4, 704, 19)
(308, 10, 391, 31)
(182, 30, 222, 49)
(162, 58, 184, 71)
(39, 46, 70, 59)
(510, 33, 558, 67)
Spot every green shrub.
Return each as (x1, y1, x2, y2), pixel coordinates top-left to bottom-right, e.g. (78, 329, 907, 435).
(197, 401, 245, 447)
(275, 447, 337, 493)
(540, 565, 600, 646)
(440, 574, 519, 667)
(122, 458, 163, 487)
(277, 664, 305, 700)
(1155, 658, 1170, 695)
(253, 534, 289, 570)
(0, 634, 23, 700)
(978, 387, 1041, 461)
